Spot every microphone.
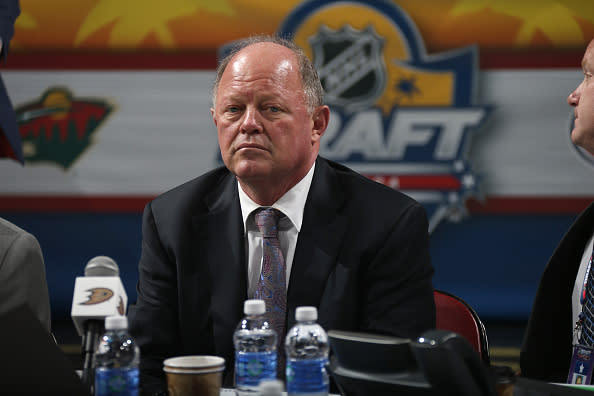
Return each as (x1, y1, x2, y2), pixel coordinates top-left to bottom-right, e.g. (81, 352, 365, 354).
(83, 255, 119, 277)
(70, 256, 128, 390)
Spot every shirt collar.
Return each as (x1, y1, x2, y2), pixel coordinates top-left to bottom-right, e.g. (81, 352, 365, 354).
(238, 162, 316, 233)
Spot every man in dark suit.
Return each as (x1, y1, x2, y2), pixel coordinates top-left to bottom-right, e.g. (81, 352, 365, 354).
(129, 35, 435, 394)
(521, 38, 594, 382)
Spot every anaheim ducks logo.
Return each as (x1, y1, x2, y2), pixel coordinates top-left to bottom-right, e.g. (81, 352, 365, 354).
(80, 287, 114, 305)
(118, 296, 125, 315)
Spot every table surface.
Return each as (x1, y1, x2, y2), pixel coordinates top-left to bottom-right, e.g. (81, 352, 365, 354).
(221, 388, 340, 395)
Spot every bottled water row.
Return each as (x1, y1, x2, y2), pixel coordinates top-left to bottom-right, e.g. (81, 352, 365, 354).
(89, 300, 329, 396)
(234, 300, 329, 396)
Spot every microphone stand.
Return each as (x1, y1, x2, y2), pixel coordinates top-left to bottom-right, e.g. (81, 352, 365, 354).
(81, 320, 103, 393)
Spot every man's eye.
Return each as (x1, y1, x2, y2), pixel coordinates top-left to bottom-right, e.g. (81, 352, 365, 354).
(227, 106, 240, 113)
(268, 106, 280, 113)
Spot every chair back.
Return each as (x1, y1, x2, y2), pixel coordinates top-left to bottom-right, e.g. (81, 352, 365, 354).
(434, 289, 490, 365)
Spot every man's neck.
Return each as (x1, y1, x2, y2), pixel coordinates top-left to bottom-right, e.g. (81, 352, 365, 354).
(237, 161, 316, 206)
(237, 179, 297, 206)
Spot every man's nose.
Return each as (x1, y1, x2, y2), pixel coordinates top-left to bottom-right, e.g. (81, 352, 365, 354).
(240, 108, 262, 134)
(568, 87, 580, 107)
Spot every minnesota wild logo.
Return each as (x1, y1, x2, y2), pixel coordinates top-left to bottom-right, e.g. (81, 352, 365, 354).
(15, 87, 113, 169)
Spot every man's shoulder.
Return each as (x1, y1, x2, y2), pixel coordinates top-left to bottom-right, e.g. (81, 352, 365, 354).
(150, 166, 232, 210)
(320, 157, 418, 207)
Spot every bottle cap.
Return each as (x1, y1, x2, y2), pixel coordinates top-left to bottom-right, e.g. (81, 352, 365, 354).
(258, 379, 284, 396)
(244, 299, 265, 315)
(105, 315, 128, 330)
(295, 306, 317, 321)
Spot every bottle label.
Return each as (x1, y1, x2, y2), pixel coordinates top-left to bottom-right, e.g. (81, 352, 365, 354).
(95, 367, 139, 396)
(235, 350, 277, 388)
(286, 358, 329, 394)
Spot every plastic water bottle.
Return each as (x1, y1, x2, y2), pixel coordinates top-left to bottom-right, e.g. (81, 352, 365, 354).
(285, 306, 329, 396)
(234, 299, 278, 395)
(94, 315, 140, 396)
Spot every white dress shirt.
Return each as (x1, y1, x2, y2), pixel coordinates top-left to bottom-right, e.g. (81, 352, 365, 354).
(572, 232, 594, 335)
(238, 163, 315, 298)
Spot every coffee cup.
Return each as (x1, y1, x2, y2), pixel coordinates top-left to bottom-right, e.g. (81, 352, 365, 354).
(163, 355, 225, 396)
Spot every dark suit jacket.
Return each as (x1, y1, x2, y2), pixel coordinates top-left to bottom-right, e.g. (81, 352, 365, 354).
(521, 202, 594, 382)
(0, 217, 51, 333)
(129, 157, 435, 393)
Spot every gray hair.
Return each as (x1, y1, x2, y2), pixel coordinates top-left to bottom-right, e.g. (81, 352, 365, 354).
(211, 35, 324, 113)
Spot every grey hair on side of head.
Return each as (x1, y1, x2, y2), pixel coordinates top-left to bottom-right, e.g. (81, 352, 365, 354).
(211, 34, 325, 114)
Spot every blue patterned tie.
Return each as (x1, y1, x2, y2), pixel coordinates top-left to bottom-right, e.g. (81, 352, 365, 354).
(254, 208, 287, 367)
(580, 249, 594, 346)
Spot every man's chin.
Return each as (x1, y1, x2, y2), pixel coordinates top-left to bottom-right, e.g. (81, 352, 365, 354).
(581, 146, 594, 157)
(231, 162, 271, 180)
(572, 131, 594, 156)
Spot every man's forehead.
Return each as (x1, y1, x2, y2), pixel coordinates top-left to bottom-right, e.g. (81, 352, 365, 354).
(220, 47, 299, 90)
(235, 42, 293, 61)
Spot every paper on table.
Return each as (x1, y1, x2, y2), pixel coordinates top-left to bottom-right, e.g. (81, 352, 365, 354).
(554, 383, 594, 390)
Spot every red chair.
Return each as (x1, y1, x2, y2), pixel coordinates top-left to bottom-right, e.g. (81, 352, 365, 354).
(434, 289, 490, 365)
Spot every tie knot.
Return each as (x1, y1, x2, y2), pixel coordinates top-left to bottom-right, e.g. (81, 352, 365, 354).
(255, 208, 280, 238)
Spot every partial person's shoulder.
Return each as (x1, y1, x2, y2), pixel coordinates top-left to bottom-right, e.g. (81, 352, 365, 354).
(0, 217, 31, 237)
(0, 217, 42, 257)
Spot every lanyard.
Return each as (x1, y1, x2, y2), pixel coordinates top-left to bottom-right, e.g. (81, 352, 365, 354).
(577, 250, 594, 344)
(582, 258, 593, 305)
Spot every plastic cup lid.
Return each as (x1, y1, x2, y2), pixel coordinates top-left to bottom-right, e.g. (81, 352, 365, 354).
(163, 355, 225, 374)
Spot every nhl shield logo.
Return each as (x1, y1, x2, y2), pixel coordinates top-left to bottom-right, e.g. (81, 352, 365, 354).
(310, 25, 386, 112)
(278, 0, 491, 232)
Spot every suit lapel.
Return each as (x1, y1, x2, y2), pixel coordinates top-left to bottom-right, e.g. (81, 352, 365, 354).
(549, 202, 594, 290)
(288, 158, 347, 325)
(192, 173, 246, 357)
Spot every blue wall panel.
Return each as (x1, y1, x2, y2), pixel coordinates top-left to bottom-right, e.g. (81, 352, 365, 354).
(0, 211, 578, 323)
(430, 214, 576, 320)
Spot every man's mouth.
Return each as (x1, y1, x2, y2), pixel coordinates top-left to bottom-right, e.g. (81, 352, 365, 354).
(236, 143, 265, 151)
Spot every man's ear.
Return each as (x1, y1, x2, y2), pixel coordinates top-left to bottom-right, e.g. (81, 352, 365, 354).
(311, 105, 330, 142)
(211, 108, 217, 127)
